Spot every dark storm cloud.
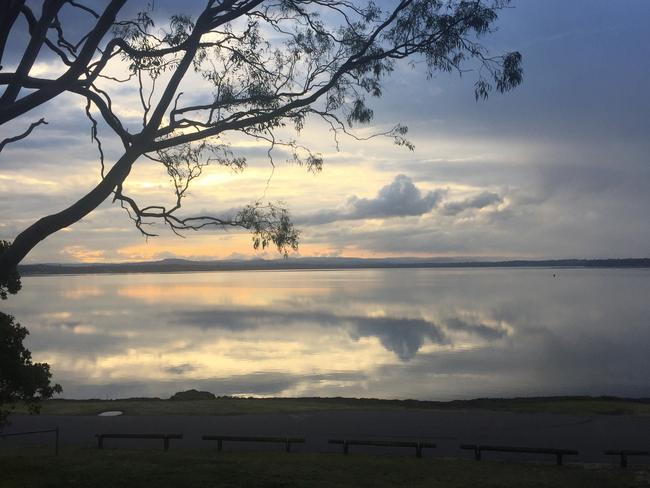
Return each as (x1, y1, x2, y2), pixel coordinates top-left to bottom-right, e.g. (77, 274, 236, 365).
(441, 191, 503, 216)
(375, 159, 536, 188)
(297, 174, 445, 225)
(374, 1, 650, 144)
(535, 158, 650, 203)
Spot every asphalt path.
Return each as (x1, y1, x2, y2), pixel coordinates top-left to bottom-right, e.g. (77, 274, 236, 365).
(3, 410, 650, 464)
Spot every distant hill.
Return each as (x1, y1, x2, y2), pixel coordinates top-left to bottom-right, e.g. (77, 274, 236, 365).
(17, 257, 650, 276)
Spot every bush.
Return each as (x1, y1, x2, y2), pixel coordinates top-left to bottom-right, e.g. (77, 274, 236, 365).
(169, 389, 216, 401)
(0, 312, 61, 429)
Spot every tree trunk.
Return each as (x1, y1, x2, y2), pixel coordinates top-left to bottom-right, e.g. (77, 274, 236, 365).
(0, 148, 141, 274)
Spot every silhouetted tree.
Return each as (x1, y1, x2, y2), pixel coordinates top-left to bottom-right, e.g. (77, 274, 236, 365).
(0, 311, 62, 429)
(0, 241, 20, 300)
(0, 0, 522, 290)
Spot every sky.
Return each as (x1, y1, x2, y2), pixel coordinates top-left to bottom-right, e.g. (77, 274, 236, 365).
(1, 0, 649, 264)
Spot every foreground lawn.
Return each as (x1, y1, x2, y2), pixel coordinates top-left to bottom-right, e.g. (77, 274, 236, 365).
(0, 448, 644, 488)
(9, 396, 650, 417)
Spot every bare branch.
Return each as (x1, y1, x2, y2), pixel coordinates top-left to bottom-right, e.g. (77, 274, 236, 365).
(67, 1, 100, 19)
(84, 98, 105, 177)
(0, 117, 48, 154)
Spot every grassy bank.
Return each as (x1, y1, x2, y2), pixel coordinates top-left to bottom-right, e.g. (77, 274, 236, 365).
(9, 396, 650, 417)
(0, 448, 644, 488)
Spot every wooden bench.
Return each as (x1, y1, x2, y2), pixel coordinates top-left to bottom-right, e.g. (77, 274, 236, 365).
(604, 450, 650, 467)
(201, 435, 305, 452)
(95, 433, 183, 450)
(460, 444, 578, 465)
(328, 439, 436, 458)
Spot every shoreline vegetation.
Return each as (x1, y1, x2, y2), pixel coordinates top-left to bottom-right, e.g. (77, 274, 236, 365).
(10, 395, 650, 417)
(17, 257, 650, 276)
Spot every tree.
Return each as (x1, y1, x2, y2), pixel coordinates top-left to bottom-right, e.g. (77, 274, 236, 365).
(0, 0, 522, 290)
(0, 241, 21, 300)
(0, 311, 62, 429)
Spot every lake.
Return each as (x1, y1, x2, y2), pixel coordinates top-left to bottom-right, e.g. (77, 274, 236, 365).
(3, 268, 650, 400)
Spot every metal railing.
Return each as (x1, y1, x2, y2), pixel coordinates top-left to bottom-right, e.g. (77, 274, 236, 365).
(0, 427, 59, 455)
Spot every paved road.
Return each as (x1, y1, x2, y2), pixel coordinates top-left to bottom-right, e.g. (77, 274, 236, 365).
(3, 410, 650, 464)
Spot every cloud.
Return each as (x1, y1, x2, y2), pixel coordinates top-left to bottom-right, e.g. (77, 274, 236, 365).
(297, 174, 445, 225)
(3, 1, 650, 263)
(441, 191, 503, 216)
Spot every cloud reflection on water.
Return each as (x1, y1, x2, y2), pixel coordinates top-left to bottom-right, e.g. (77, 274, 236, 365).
(2, 268, 649, 399)
(170, 308, 462, 360)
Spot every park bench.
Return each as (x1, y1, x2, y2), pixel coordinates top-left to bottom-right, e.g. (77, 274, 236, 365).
(201, 435, 305, 452)
(95, 433, 183, 450)
(604, 449, 650, 467)
(460, 444, 578, 465)
(328, 439, 436, 458)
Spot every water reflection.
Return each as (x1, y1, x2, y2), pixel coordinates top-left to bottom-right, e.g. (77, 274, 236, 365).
(170, 308, 460, 360)
(2, 268, 650, 399)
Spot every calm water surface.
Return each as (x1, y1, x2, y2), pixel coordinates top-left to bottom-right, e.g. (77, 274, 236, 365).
(3, 268, 650, 399)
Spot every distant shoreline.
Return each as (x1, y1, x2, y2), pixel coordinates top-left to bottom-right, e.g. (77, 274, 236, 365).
(12, 395, 650, 417)
(17, 257, 650, 276)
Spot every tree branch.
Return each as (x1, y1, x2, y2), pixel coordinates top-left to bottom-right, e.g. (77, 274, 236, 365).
(0, 0, 127, 125)
(0, 117, 47, 154)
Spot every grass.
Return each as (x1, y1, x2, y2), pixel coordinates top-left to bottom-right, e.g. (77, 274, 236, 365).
(8, 396, 650, 417)
(0, 448, 645, 488)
